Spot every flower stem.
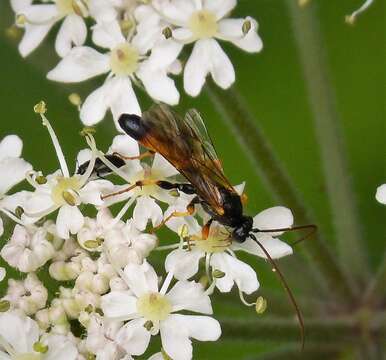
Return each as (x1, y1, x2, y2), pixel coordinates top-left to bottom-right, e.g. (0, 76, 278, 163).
(284, 0, 368, 284)
(206, 83, 355, 302)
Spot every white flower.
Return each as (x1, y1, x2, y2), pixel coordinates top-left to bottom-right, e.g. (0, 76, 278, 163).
(3, 273, 48, 315)
(165, 207, 293, 294)
(152, 0, 263, 96)
(375, 184, 386, 204)
(0, 310, 78, 359)
(1, 224, 55, 272)
(101, 261, 221, 359)
(0, 268, 5, 282)
(47, 19, 181, 128)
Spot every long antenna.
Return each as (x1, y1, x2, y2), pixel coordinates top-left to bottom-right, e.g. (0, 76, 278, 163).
(249, 233, 305, 350)
(252, 224, 317, 246)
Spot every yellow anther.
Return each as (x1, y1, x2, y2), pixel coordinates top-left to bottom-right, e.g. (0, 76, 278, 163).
(345, 15, 356, 25)
(79, 127, 96, 137)
(15, 14, 27, 26)
(178, 224, 189, 238)
(36, 175, 47, 184)
(255, 296, 267, 314)
(143, 320, 154, 331)
(34, 101, 47, 114)
(62, 190, 77, 206)
(212, 269, 226, 279)
(0, 300, 10, 312)
(68, 93, 82, 107)
(33, 341, 48, 353)
(242, 20, 251, 35)
(15, 206, 24, 218)
(84, 240, 100, 249)
(162, 27, 172, 39)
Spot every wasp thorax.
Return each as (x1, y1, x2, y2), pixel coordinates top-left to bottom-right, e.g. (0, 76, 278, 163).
(51, 177, 81, 206)
(188, 10, 218, 39)
(110, 43, 139, 76)
(137, 292, 172, 322)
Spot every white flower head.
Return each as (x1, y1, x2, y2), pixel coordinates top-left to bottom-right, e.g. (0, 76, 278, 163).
(47, 19, 181, 128)
(0, 310, 78, 359)
(3, 273, 48, 315)
(152, 0, 263, 96)
(1, 224, 55, 272)
(101, 261, 221, 359)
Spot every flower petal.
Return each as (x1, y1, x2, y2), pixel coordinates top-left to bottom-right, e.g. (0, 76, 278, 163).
(165, 249, 204, 280)
(19, 22, 55, 57)
(80, 179, 114, 205)
(133, 196, 163, 231)
(152, 0, 195, 24)
(47, 47, 109, 83)
(55, 14, 87, 57)
(56, 205, 84, 239)
(203, 0, 236, 20)
(115, 318, 150, 355)
(376, 184, 386, 204)
(152, 153, 179, 178)
(123, 261, 159, 297)
(0, 135, 23, 160)
(211, 252, 259, 294)
(0, 157, 32, 195)
(92, 19, 125, 49)
(44, 334, 78, 360)
(253, 206, 294, 236)
(167, 280, 212, 314)
(108, 135, 140, 158)
(80, 82, 110, 126)
(101, 291, 138, 319)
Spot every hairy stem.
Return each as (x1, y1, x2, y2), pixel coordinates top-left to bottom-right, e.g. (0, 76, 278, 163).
(285, 0, 368, 284)
(206, 83, 356, 303)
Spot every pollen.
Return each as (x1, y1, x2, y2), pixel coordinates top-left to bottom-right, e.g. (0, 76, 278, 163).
(110, 43, 139, 76)
(188, 10, 218, 39)
(137, 292, 172, 322)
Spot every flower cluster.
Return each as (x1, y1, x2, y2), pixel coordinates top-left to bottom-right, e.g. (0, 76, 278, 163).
(0, 103, 295, 359)
(10, 0, 263, 129)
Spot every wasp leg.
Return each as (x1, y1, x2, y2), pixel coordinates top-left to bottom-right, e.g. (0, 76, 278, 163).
(150, 196, 200, 233)
(201, 219, 214, 240)
(112, 150, 155, 161)
(156, 180, 196, 195)
(101, 179, 158, 200)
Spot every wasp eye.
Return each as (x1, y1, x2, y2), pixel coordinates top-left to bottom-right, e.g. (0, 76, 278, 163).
(118, 114, 145, 140)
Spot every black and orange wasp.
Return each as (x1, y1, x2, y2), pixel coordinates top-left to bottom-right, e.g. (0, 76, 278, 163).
(81, 104, 316, 348)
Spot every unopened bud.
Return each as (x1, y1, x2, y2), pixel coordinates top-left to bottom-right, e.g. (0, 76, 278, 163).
(36, 175, 47, 184)
(162, 27, 172, 39)
(62, 190, 77, 206)
(33, 341, 48, 354)
(0, 300, 10, 312)
(68, 93, 81, 107)
(34, 101, 47, 114)
(255, 296, 267, 314)
(212, 269, 226, 279)
(242, 20, 251, 35)
(144, 320, 153, 331)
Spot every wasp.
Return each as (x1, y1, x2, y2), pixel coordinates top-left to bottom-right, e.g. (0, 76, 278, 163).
(86, 104, 315, 348)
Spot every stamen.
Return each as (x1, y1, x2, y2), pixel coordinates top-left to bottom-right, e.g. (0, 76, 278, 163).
(34, 102, 70, 178)
(346, 0, 374, 24)
(0, 208, 28, 226)
(109, 196, 137, 228)
(159, 271, 174, 295)
(79, 134, 97, 187)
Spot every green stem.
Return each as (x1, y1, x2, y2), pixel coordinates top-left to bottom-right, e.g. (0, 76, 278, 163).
(206, 83, 356, 303)
(363, 252, 386, 304)
(284, 0, 368, 283)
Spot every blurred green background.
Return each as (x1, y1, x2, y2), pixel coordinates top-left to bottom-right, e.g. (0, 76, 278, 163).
(0, 0, 384, 358)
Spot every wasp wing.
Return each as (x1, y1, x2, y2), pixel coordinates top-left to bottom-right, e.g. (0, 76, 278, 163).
(139, 104, 236, 216)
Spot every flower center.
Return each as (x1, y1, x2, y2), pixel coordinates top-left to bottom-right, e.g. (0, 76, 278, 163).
(51, 176, 81, 206)
(188, 10, 218, 39)
(131, 168, 163, 196)
(56, 0, 88, 17)
(192, 227, 230, 253)
(110, 43, 139, 76)
(137, 292, 172, 322)
(13, 354, 42, 360)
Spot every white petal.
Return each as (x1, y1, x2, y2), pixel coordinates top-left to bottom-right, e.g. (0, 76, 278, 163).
(376, 184, 386, 204)
(146, 39, 183, 69)
(0, 219, 3, 238)
(167, 280, 212, 314)
(133, 196, 163, 231)
(101, 291, 138, 319)
(165, 249, 204, 280)
(55, 14, 87, 57)
(0, 135, 23, 160)
(115, 318, 150, 355)
(22, 4, 58, 22)
(47, 47, 109, 82)
(92, 19, 125, 49)
(56, 205, 84, 239)
(76, 148, 92, 167)
(11, 0, 32, 12)
(160, 314, 220, 360)
(184, 40, 211, 97)
(203, 0, 236, 20)
(0, 311, 39, 353)
(0, 267, 5, 282)
(44, 335, 78, 360)
(152, 0, 195, 24)
(253, 206, 294, 236)
(0, 157, 32, 194)
(80, 179, 114, 205)
(108, 135, 140, 158)
(19, 22, 55, 57)
(123, 261, 159, 297)
(172, 28, 194, 42)
(208, 39, 235, 90)
(152, 153, 179, 177)
(211, 253, 259, 294)
(234, 233, 293, 259)
(80, 82, 110, 126)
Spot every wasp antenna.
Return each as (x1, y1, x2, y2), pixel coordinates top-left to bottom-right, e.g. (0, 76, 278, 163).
(249, 233, 305, 351)
(252, 224, 317, 246)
